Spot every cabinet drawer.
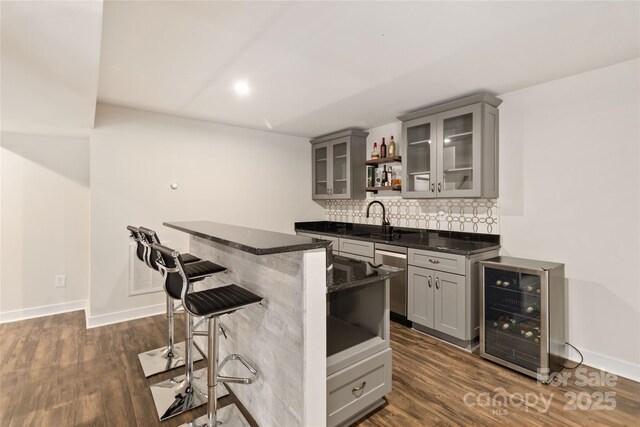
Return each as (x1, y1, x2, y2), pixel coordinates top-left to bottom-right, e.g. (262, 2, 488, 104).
(408, 248, 466, 275)
(327, 348, 392, 427)
(339, 238, 374, 258)
(297, 232, 339, 249)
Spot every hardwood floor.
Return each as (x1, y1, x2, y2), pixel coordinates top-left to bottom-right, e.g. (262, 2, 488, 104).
(1, 311, 638, 426)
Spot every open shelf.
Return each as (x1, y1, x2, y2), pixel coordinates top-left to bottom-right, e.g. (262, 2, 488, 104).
(365, 156, 402, 166)
(366, 185, 401, 194)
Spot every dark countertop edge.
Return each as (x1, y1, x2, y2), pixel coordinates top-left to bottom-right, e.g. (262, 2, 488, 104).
(327, 269, 403, 294)
(294, 226, 500, 256)
(165, 222, 331, 256)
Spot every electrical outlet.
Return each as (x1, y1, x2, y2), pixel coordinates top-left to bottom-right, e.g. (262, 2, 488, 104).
(438, 209, 447, 221)
(55, 275, 66, 288)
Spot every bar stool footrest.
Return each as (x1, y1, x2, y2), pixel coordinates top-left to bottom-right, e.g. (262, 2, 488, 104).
(217, 354, 259, 385)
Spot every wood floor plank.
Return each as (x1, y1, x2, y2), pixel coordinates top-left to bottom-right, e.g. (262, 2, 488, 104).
(1, 311, 638, 426)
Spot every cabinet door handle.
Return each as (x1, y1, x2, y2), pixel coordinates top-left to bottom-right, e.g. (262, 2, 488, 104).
(437, 183, 442, 193)
(430, 183, 435, 192)
(429, 259, 440, 264)
(428, 276, 432, 288)
(435, 278, 440, 289)
(352, 381, 366, 393)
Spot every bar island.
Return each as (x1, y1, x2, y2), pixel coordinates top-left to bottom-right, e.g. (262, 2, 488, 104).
(164, 221, 402, 427)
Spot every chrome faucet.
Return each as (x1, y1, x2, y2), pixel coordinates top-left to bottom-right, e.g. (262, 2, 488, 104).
(366, 200, 391, 235)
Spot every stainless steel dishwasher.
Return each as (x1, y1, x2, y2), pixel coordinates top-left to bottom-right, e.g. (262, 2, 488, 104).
(375, 243, 409, 325)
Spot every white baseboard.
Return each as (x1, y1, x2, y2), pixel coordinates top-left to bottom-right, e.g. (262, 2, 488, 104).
(0, 300, 87, 324)
(85, 303, 165, 329)
(568, 347, 640, 383)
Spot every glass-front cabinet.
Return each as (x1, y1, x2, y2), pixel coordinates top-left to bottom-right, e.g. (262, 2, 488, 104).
(311, 129, 368, 200)
(400, 94, 501, 199)
(403, 115, 437, 197)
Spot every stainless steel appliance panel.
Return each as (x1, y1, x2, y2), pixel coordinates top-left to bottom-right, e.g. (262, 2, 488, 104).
(375, 244, 407, 317)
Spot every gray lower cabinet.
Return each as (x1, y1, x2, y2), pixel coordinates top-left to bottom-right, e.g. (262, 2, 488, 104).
(327, 271, 391, 427)
(433, 270, 467, 340)
(339, 238, 374, 259)
(327, 348, 392, 427)
(407, 266, 466, 340)
(311, 129, 368, 200)
(408, 248, 499, 344)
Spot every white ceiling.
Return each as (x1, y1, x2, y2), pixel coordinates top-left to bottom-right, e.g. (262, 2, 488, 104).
(1, 1, 103, 136)
(97, 1, 639, 137)
(2, 2, 638, 138)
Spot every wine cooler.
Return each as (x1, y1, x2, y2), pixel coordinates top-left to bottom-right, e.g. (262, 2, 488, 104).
(480, 257, 566, 382)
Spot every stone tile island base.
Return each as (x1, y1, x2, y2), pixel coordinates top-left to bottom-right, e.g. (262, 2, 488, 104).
(189, 236, 327, 427)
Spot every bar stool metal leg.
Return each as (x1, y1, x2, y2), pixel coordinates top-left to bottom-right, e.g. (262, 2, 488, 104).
(181, 317, 250, 427)
(138, 295, 203, 377)
(150, 312, 229, 421)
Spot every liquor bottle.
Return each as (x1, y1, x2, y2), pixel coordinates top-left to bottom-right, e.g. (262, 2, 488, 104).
(382, 166, 388, 186)
(388, 136, 396, 158)
(386, 167, 392, 186)
(380, 137, 387, 158)
(371, 142, 380, 160)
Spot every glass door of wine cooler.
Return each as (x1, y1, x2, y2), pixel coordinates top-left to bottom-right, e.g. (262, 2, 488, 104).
(483, 266, 547, 374)
(402, 115, 437, 198)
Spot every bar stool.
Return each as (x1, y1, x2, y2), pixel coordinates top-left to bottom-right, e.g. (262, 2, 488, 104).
(136, 226, 207, 377)
(152, 243, 264, 427)
(149, 243, 232, 420)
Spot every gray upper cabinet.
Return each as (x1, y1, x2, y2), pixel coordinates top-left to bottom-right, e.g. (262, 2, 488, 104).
(311, 129, 368, 200)
(399, 93, 501, 199)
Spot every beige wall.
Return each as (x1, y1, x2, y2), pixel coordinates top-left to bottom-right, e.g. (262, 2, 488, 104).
(89, 104, 325, 318)
(0, 132, 90, 313)
(498, 59, 640, 380)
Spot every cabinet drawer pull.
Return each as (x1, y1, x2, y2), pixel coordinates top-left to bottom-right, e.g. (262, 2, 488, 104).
(352, 381, 367, 393)
(429, 259, 440, 264)
(437, 183, 442, 192)
(430, 183, 435, 192)
(428, 276, 432, 288)
(435, 278, 440, 289)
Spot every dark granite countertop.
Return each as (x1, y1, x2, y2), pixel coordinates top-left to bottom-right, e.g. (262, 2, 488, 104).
(295, 221, 500, 255)
(165, 221, 331, 255)
(328, 255, 403, 294)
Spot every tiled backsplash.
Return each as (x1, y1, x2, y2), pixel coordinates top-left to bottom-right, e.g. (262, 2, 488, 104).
(325, 198, 499, 234)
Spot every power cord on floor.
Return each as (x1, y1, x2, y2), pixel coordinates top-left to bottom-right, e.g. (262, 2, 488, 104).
(561, 341, 584, 370)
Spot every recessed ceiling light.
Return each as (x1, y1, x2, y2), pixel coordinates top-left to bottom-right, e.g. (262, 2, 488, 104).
(233, 81, 250, 96)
